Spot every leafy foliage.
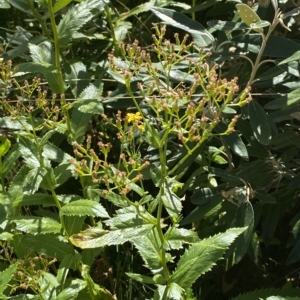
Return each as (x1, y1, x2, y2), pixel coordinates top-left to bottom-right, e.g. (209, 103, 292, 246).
(0, 0, 299, 299)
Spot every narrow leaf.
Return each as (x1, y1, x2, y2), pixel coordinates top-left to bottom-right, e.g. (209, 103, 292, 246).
(249, 100, 271, 145)
(151, 7, 214, 48)
(0, 263, 18, 294)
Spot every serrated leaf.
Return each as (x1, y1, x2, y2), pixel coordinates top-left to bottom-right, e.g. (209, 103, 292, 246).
(57, 0, 106, 46)
(70, 108, 91, 143)
(18, 135, 41, 168)
(23, 167, 48, 195)
(1, 144, 20, 176)
(161, 191, 182, 218)
(0, 263, 18, 294)
(104, 206, 155, 229)
(70, 224, 153, 248)
(42, 142, 73, 163)
(249, 100, 271, 145)
(9, 216, 61, 235)
(60, 200, 109, 218)
(164, 227, 199, 250)
(169, 227, 246, 289)
(131, 228, 167, 272)
(28, 41, 55, 65)
(151, 7, 214, 48)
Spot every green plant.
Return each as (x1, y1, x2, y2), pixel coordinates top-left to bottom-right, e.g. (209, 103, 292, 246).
(0, 0, 300, 299)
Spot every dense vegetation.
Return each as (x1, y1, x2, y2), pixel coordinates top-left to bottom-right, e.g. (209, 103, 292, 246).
(0, 0, 300, 299)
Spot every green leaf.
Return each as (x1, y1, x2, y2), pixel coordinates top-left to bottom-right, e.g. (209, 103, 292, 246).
(56, 279, 87, 300)
(57, 0, 106, 47)
(249, 100, 271, 145)
(255, 190, 276, 203)
(14, 234, 73, 260)
(169, 227, 246, 289)
(236, 4, 263, 33)
(232, 34, 300, 58)
(164, 227, 199, 250)
(264, 88, 300, 110)
(53, 0, 73, 13)
(71, 82, 104, 114)
(42, 142, 73, 163)
(23, 167, 48, 195)
(18, 135, 41, 168)
(207, 20, 249, 31)
(287, 239, 300, 265)
(151, 7, 214, 48)
(104, 206, 155, 229)
(70, 224, 153, 248)
(0, 136, 11, 156)
(16, 193, 55, 207)
(7, 0, 32, 14)
(70, 108, 92, 143)
(0, 263, 18, 295)
(81, 264, 115, 300)
(65, 61, 89, 97)
(278, 50, 300, 65)
(38, 271, 58, 299)
(64, 215, 85, 236)
(0, 0, 10, 9)
(1, 144, 20, 177)
(261, 203, 280, 247)
(118, 0, 156, 21)
(9, 216, 61, 235)
(191, 187, 222, 205)
(226, 202, 254, 264)
(180, 195, 223, 226)
(57, 253, 81, 284)
(125, 273, 155, 285)
(216, 124, 248, 160)
(28, 41, 54, 65)
(131, 228, 168, 272)
(60, 200, 109, 218)
(161, 190, 182, 218)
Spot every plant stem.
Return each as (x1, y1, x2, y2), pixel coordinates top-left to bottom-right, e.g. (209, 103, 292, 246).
(47, 0, 64, 94)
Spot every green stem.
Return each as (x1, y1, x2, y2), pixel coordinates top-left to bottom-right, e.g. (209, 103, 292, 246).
(105, 5, 120, 56)
(0, 156, 4, 191)
(47, 0, 64, 94)
(28, 0, 52, 40)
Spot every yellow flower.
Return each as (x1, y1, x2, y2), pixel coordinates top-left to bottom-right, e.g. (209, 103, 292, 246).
(137, 124, 145, 131)
(127, 112, 142, 123)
